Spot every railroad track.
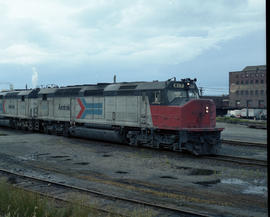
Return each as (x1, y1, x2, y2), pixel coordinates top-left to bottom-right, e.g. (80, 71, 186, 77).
(207, 155, 267, 167)
(0, 168, 213, 217)
(222, 139, 267, 148)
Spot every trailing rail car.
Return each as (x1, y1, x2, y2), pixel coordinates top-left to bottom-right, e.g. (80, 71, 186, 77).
(0, 78, 223, 155)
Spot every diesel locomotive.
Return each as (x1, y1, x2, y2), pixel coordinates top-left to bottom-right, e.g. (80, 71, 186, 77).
(0, 78, 223, 155)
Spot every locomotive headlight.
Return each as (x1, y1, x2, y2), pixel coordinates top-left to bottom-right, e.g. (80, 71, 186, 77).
(187, 82, 190, 86)
(205, 106, 209, 113)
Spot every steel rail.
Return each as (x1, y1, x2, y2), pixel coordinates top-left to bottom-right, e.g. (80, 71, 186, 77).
(0, 168, 212, 217)
(207, 155, 267, 167)
(222, 139, 267, 148)
(0, 169, 124, 217)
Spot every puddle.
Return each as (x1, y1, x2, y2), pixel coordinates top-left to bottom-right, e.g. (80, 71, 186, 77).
(102, 154, 111, 157)
(175, 166, 219, 176)
(194, 179, 220, 186)
(160, 176, 178, 179)
(50, 155, 69, 158)
(243, 186, 267, 195)
(18, 155, 36, 161)
(37, 153, 50, 156)
(189, 168, 218, 176)
(0, 133, 8, 136)
(74, 162, 89, 165)
(221, 178, 246, 185)
(221, 178, 267, 196)
(175, 166, 191, 170)
(116, 171, 128, 174)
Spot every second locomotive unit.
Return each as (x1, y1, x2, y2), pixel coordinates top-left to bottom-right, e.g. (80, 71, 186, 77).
(0, 78, 223, 155)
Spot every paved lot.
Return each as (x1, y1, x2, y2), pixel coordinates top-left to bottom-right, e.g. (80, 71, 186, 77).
(217, 122, 267, 144)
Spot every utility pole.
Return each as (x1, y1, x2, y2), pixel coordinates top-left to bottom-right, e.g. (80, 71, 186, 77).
(199, 87, 203, 96)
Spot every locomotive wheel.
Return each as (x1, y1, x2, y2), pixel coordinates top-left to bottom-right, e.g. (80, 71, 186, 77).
(10, 120, 15, 129)
(28, 121, 34, 131)
(43, 125, 49, 134)
(21, 121, 28, 131)
(63, 124, 70, 137)
(14, 120, 20, 130)
(34, 121, 40, 131)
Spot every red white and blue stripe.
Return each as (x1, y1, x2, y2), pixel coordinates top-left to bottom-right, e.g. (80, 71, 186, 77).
(77, 98, 103, 119)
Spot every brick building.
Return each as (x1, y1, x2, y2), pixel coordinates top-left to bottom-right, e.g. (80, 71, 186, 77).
(229, 65, 267, 109)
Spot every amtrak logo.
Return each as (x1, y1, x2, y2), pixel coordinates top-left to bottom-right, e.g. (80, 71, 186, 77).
(77, 98, 103, 119)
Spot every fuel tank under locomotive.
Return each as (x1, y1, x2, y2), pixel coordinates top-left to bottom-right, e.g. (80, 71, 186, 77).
(69, 126, 124, 144)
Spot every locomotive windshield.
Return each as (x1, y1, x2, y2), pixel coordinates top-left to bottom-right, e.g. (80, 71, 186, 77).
(167, 88, 199, 105)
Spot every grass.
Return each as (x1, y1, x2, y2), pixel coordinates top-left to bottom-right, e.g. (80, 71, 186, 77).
(0, 133, 8, 136)
(0, 179, 153, 217)
(0, 179, 98, 217)
(216, 116, 267, 125)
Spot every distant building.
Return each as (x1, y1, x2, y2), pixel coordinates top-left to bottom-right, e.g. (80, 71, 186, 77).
(229, 65, 267, 109)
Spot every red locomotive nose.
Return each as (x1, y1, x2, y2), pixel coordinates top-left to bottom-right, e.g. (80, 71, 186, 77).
(150, 99, 217, 130)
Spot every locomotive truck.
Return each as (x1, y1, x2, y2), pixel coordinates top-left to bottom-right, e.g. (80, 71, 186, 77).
(0, 78, 223, 155)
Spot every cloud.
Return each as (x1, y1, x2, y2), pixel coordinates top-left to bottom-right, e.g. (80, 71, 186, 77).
(0, 0, 266, 66)
(0, 43, 51, 64)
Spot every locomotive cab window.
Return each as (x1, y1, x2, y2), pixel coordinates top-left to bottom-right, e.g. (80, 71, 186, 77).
(153, 91, 161, 104)
(167, 88, 199, 105)
(188, 89, 199, 99)
(42, 94, 47, 101)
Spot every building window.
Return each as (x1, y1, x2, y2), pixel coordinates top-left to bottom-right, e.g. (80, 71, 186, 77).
(250, 73, 254, 78)
(258, 100, 264, 108)
(241, 74, 244, 78)
(255, 80, 259, 84)
(247, 100, 252, 107)
(250, 90, 253, 95)
(236, 74, 239, 78)
(245, 80, 249, 84)
(236, 81, 239, 85)
(245, 90, 249, 95)
(241, 90, 244, 95)
(255, 90, 258, 95)
(260, 90, 264, 95)
(236, 90, 239, 95)
(241, 80, 244, 84)
(235, 100, 240, 107)
(255, 73, 258, 77)
(21, 96, 25, 102)
(250, 80, 253, 84)
(261, 80, 264, 84)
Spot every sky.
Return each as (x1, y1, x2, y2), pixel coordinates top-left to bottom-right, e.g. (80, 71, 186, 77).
(0, 0, 266, 95)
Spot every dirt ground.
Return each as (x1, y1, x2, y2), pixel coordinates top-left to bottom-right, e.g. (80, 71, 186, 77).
(0, 126, 268, 217)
